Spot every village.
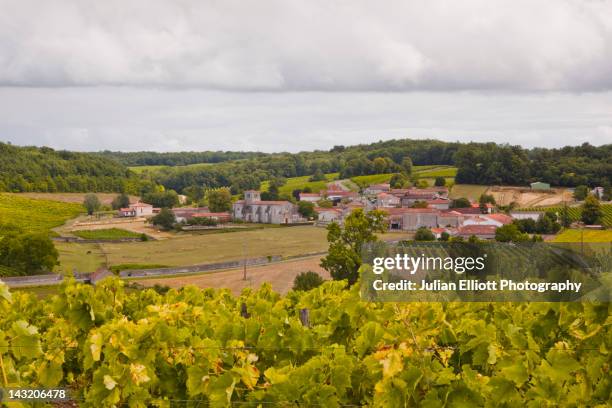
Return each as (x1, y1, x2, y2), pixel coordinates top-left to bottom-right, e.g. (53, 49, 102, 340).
(111, 179, 607, 242)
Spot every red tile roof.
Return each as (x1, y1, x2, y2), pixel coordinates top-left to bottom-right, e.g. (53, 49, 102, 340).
(458, 225, 497, 235)
(485, 213, 513, 224)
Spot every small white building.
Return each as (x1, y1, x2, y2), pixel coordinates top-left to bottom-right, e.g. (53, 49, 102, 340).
(119, 202, 154, 217)
(299, 192, 322, 202)
(376, 192, 400, 208)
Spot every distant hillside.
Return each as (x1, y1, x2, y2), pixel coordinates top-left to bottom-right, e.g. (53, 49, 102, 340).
(95, 150, 267, 166)
(0, 142, 149, 194)
(138, 139, 611, 194)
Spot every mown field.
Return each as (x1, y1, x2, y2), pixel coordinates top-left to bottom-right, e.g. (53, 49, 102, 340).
(0, 193, 83, 235)
(517, 204, 612, 227)
(260, 173, 339, 195)
(449, 184, 489, 200)
(6, 192, 139, 205)
(72, 228, 143, 240)
(80, 226, 329, 269)
(552, 229, 612, 243)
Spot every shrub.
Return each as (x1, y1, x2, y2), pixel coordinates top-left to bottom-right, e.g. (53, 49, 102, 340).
(293, 271, 324, 291)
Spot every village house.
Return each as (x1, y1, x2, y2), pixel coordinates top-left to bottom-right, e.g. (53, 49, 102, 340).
(172, 207, 210, 223)
(190, 212, 231, 223)
(232, 190, 305, 224)
(314, 207, 343, 225)
(298, 192, 322, 202)
(426, 198, 451, 210)
(457, 225, 497, 239)
(322, 190, 359, 204)
(118, 202, 155, 217)
(462, 213, 512, 228)
(376, 192, 400, 208)
(364, 183, 390, 195)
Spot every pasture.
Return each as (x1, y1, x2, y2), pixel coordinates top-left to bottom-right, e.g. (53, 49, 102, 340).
(99, 225, 328, 268)
(55, 241, 107, 274)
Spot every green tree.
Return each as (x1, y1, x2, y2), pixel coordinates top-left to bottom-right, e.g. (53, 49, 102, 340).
(111, 193, 130, 210)
(206, 188, 232, 212)
(439, 231, 450, 241)
(143, 190, 179, 208)
(293, 271, 324, 291)
(297, 201, 317, 219)
(320, 209, 387, 285)
(151, 208, 176, 230)
(434, 176, 446, 187)
(373, 157, 388, 174)
(0, 233, 58, 275)
(83, 194, 101, 215)
(573, 185, 589, 201)
(401, 157, 413, 175)
(451, 198, 471, 208)
(317, 199, 333, 208)
(414, 227, 435, 241)
(389, 173, 408, 189)
(560, 203, 572, 227)
(309, 170, 326, 182)
(581, 194, 602, 225)
(495, 224, 529, 243)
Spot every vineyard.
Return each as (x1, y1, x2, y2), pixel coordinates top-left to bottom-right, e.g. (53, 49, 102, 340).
(516, 204, 612, 227)
(0, 278, 609, 407)
(0, 193, 83, 235)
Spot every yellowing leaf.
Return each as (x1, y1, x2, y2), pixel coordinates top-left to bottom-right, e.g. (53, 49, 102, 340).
(103, 375, 117, 390)
(130, 363, 151, 385)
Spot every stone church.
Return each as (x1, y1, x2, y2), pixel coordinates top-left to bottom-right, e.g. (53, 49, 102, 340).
(232, 190, 305, 224)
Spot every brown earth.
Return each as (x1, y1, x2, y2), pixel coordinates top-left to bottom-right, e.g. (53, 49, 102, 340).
(488, 186, 574, 207)
(135, 255, 330, 295)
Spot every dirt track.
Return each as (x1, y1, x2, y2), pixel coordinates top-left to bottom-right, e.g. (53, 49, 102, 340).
(135, 255, 330, 295)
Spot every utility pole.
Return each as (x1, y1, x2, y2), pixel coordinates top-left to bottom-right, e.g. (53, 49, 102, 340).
(242, 239, 247, 280)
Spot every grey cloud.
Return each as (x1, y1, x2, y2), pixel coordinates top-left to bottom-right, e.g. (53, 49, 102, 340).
(1, 0, 612, 91)
(1, 87, 611, 152)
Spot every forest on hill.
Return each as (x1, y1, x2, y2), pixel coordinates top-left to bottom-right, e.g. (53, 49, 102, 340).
(0, 139, 610, 195)
(0, 142, 153, 194)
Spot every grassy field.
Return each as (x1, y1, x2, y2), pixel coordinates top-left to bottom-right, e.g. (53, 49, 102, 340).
(260, 173, 339, 195)
(350, 166, 457, 188)
(552, 229, 612, 243)
(100, 226, 328, 267)
(449, 184, 489, 200)
(55, 241, 107, 274)
(0, 193, 83, 235)
(72, 228, 143, 240)
(351, 173, 394, 186)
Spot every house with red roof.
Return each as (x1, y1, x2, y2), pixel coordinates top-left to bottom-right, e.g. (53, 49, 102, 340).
(376, 192, 400, 208)
(457, 225, 497, 239)
(118, 202, 156, 217)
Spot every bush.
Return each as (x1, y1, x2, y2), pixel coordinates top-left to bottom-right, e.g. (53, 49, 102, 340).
(414, 227, 435, 241)
(293, 271, 324, 291)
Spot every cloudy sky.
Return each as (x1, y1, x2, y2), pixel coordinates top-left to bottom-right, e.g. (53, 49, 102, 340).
(1, 0, 611, 152)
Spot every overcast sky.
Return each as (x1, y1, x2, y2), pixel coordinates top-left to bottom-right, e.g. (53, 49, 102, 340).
(1, 0, 611, 152)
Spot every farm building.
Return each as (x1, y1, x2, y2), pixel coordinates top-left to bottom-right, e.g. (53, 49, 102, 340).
(457, 225, 497, 239)
(530, 182, 551, 190)
(172, 207, 210, 223)
(119, 202, 155, 217)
